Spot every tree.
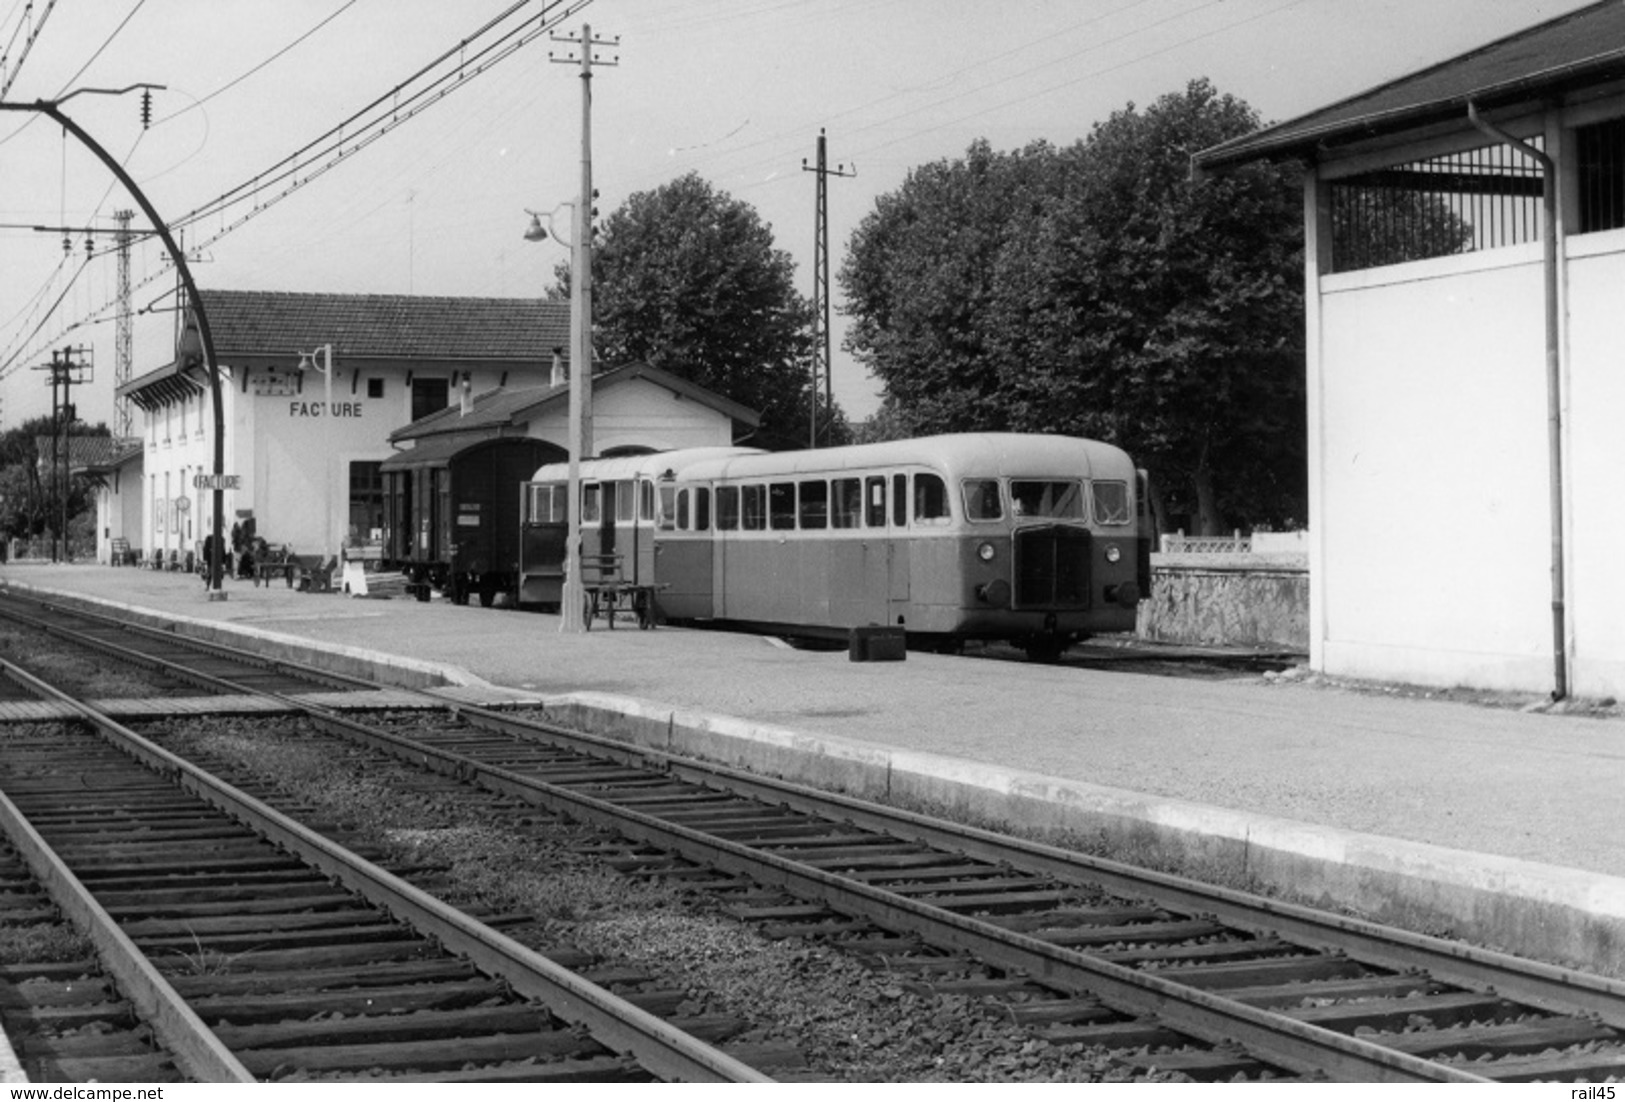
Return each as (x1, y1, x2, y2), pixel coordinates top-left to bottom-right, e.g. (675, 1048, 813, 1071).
(839, 80, 1307, 533)
(556, 173, 839, 451)
(0, 416, 110, 544)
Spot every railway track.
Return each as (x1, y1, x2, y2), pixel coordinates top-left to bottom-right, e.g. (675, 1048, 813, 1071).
(0, 655, 771, 1082)
(2, 593, 1623, 1081)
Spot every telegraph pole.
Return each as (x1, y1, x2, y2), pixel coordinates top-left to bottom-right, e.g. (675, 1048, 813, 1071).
(550, 23, 617, 634)
(802, 129, 853, 447)
(34, 346, 91, 562)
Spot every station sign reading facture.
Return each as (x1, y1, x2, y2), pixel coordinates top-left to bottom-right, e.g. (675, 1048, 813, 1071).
(193, 473, 242, 491)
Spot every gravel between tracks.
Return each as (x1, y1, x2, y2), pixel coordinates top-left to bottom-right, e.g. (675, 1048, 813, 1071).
(157, 716, 1197, 1083)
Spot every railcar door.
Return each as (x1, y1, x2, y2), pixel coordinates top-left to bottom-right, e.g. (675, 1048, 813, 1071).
(654, 484, 712, 618)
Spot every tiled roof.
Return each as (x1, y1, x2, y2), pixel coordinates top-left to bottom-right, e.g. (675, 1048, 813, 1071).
(37, 435, 143, 472)
(193, 290, 572, 362)
(1197, 1, 1625, 170)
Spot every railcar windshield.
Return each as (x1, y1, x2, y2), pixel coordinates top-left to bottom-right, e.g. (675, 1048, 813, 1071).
(962, 479, 1003, 521)
(1092, 480, 1131, 525)
(1010, 480, 1084, 519)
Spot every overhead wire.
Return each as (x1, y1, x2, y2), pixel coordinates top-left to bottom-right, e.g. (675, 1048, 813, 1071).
(1, 0, 593, 385)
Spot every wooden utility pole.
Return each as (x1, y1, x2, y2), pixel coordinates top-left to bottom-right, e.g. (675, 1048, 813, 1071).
(803, 129, 853, 447)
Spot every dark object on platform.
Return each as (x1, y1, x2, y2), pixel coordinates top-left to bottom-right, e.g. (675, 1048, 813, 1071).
(850, 625, 906, 662)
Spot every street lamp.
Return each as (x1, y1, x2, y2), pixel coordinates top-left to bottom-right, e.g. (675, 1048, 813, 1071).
(523, 204, 587, 632)
(297, 344, 336, 571)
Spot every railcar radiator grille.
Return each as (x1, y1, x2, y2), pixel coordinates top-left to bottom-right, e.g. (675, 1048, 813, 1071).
(1014, 526, 1091, 608)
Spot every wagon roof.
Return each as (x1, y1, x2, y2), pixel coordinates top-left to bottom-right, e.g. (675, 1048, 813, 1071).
(378, 434, 553, 472)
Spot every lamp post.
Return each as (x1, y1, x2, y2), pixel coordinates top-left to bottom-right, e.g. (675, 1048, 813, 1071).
(524, 204, 587, 632)
(298, 344, 336, 571)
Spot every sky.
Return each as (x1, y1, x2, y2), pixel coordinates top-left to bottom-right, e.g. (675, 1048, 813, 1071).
(0, 0, 1599, 432)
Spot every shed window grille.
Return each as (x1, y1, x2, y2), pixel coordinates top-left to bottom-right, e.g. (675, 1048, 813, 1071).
(1577, 116, 1625, 233)
(1330, 138, 1544, 273)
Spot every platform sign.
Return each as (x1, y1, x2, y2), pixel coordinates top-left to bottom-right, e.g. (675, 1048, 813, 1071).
(193, 473, 242, 491)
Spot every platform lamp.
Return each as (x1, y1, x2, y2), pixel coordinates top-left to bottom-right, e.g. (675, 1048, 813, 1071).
(525, 204, 587, 633)
(297, 344, 336, 572)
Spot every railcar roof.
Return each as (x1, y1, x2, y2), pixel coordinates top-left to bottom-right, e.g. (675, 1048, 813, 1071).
(530, 446, 764, 483)
(665, 434, 1134, 483)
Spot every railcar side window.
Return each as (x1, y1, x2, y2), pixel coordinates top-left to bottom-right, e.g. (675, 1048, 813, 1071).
(832, 478, 862, 528)
(1011, 480, 1083, 519)
(962, 479, 1003, 521)
(1092, 480, 1131, 525)
(893, 474, 907, 527)
(639, 480, 656, 523)
(799, 480, 828, 529)
(716, 486, 740, 530)
(582, 483, 601, 524)
(769, 482, 796, 530)
(741, 484, 767, 531)
(866, 476, 887, 528)
(913, 473, 950, 524)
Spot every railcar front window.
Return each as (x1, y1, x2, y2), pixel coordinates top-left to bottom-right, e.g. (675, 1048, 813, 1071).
(832, 478, 862, 528)
(673, 488, 687, 531)
(616, 480, 636, 523)
(582, 484, 601, 524)
(694, 487, 711, 531)
(1011, 480, 1083, 519)
(799, 480, 828, 529)
(1092, 480, 1131, 525)
(962, 479, 1003, 521)
(914, 473, 950, 525)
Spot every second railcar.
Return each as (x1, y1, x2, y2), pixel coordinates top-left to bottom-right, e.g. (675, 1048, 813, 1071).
(381, 435, 563, 604)
(522, 434, 1152, 658)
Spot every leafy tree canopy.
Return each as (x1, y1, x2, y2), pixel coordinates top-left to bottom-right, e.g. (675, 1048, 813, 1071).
(555, 172, 842, 451)
(839, 79, 1306, 532)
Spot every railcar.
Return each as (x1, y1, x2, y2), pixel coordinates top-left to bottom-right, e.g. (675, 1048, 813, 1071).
(380, 435, 563, 605)
(521, 434, 1152, 658)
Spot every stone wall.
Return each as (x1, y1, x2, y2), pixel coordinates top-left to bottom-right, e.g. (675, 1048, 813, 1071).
(1136, 552, 1308, 650)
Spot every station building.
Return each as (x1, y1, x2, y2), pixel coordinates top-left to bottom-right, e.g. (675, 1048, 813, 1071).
(1197, 1, 1625, 699)
(110, 289, 757, 572)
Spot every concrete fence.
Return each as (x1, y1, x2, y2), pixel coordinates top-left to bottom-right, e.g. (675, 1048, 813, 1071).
(1137, 549, 1309, 651)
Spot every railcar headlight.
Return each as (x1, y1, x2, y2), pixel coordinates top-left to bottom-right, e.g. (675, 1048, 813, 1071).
(1104, 544, 1121, 563)
(977, 541, 996, 562)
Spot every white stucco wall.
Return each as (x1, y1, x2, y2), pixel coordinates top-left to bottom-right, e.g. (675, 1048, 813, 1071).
(134, 368, 741, 569)
(1314, 237, 1625, 697)
(525, 376, 738, 454)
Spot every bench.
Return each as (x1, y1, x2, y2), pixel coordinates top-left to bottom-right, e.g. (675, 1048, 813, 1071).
(580, 553, 663, 630)
(253, 546, 296, 587)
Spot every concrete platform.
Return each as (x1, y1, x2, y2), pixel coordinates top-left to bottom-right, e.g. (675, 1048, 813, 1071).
(3, 561, 1622, 978)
